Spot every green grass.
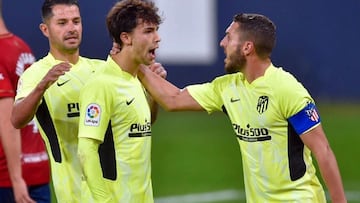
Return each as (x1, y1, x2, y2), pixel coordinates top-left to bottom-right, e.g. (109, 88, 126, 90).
(151, 103, 360, 202)
(51, 103, 360, 202)
(317, 103, 360, 191)
(151, 111, 243, 197)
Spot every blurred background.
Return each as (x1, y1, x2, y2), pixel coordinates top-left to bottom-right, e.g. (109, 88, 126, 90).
(4, 0, 360, 102)
(3, 0, 359, 202)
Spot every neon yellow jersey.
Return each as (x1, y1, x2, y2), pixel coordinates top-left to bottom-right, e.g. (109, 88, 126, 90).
(15, 53, 105, 203)
(187, 64, 326, 203)
(78, 56, 153, 203)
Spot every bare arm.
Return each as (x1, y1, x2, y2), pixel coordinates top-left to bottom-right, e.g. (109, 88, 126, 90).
(300, 125, 347, 203)
(0, 97, 35, 203)
(11, 62, 71, 128)
(146, 63, 167, 123)
(138, 65, 203, 112)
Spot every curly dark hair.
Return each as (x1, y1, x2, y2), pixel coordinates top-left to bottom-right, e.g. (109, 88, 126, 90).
(106, 0, 162, 47)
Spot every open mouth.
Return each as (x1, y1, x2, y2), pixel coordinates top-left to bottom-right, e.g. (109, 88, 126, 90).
(149, 48, 156, 58)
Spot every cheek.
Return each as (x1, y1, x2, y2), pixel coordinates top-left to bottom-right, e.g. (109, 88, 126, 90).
(76, 25, 82, 33)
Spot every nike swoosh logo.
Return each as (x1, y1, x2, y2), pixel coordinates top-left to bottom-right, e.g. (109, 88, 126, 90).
(230, 98, 240, 102)
(57, 79, 71, 87)
(126, 98, 135, 105)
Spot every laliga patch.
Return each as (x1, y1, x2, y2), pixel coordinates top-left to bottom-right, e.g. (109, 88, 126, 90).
(85, 103, 101, 126)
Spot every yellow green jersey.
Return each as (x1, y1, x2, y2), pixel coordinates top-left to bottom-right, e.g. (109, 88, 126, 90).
(78, 56, 153, 203)
(187, 64, 326, 203)
(15, 53, 105, 203)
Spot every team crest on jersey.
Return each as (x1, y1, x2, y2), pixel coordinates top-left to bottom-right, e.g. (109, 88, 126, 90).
(305, 102, 320, 122)
(256, 96, 269, 114)
(85, 103, 101, 126)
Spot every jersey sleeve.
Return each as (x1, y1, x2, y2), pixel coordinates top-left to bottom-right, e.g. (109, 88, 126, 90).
(277, 69, 321, 135)
(15, 64, 44, 101)
(78, 78, 112, 142)
(186, 78, 224, 114)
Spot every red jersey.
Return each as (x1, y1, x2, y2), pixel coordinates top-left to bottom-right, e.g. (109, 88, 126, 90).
(0, 33, 50, 187)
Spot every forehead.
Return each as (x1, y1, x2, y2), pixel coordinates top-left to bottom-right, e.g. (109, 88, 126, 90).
(50, 4, 80, 20)
(135, 20, 159, 30)
(225, 21, 240, 35)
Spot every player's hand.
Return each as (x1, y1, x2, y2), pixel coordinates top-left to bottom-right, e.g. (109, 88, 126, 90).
(148, 62, 167, 79)
(13, 178, 36, 203)
(110, 42, 121, 55)
(38, 62, 71, 90)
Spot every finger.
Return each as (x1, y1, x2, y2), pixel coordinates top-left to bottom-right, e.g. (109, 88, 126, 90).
(148, 62, 161, 71)
(159, 69, 167, 79)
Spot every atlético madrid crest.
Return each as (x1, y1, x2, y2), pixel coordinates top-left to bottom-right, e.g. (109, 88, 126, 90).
(305, 103, 320, 122)
(257, 96, 268, 114)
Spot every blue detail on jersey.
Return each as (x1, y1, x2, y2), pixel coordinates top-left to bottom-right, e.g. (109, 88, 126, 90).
(288, 102, 321, 135)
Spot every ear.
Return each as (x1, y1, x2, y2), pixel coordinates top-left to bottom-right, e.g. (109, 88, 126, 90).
(242, 41, 254, 56)
(120, 32, 132, 46)
(39, 23, 49, 38)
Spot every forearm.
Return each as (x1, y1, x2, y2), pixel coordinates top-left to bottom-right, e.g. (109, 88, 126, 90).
(78, 137, 112, 202)
(0, 98, 23, 183)
(138, 66, 182, 111)
(146, 92, 159, 124)
(301, 126, 347, 202)
(316, 148, 347, 203)
(11, 84, 47, 128)
(1, 124, 22, 183)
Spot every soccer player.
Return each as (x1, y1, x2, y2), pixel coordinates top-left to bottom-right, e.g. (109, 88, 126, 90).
(137, 13, 347, 202)
(11, 0, 104, 202)
(77, 0, 164, 202)
(0, 1, 50, 202)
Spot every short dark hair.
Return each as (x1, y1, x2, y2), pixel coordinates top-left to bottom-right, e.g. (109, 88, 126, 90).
(41, 0, 79, 22)
(106, 0, 162, 47)
(234, 13, 276, 58)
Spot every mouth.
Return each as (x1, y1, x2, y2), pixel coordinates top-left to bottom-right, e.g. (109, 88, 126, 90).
(64, 35, 79, 42)
(148, 48, 157, 59)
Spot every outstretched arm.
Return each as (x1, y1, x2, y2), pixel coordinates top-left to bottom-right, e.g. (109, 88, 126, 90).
(146, 63, 167, 123)
(301, 125, 347, 203)
(11, 62, 71, 128)
(138, 64, 203, 112)
(0, 97, 35, 203)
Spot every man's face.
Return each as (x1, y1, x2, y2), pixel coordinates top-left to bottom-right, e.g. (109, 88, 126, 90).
(128, 20, 160, 65)
(42, 4, 82, 54)
(220, 22, 246, 73)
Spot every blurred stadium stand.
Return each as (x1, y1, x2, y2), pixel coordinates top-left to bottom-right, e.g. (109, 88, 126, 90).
(4, 0, 360, 101)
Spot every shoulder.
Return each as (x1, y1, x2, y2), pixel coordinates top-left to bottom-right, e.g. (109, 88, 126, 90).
(79, 56, 106, 65)
(211, 72, 241, 86)
(22, 55, 51, 73)
(267, 66, 306, 93)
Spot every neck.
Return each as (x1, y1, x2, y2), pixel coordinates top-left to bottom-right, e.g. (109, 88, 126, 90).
(111, 52, 139, 77)
(242, 57, 271, 83)
(0, 18, 9, 34)
(49, 47, 80, 64)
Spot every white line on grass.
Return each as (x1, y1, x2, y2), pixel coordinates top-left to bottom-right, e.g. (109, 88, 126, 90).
(155, 189, 244, 203)
(155, 189, 360, 203)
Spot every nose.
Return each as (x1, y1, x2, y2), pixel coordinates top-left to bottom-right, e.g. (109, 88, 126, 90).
(68, 22, 79, 33)
(155, 31, 161, 43)
(219, 37, 225, 48)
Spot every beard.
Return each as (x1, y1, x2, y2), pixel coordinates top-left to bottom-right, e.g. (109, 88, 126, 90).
(225, 47, 246, 74)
